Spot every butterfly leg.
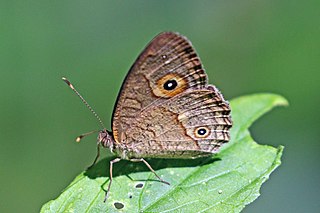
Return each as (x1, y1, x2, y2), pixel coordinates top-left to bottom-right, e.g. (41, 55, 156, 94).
(104, 157, 121, 202)
(130, 158, 170, 185)
(87, 143, 101, 170)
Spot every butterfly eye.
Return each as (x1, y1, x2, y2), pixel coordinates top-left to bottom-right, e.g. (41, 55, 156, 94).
(194, 126, 210, 138)
(163, 79, 178, 90)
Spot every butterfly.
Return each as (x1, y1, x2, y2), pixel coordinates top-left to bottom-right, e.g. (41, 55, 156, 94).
(63, 32, 232, 202)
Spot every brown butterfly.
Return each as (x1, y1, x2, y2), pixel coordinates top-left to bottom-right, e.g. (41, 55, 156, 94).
(63, 32, 232, 202)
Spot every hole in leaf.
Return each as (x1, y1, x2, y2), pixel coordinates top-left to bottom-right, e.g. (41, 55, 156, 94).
(135, 183, 144, 188)
(114, 202, 124, 209)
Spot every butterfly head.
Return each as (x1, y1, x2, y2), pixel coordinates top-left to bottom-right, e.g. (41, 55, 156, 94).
(98, 129, 115, 151)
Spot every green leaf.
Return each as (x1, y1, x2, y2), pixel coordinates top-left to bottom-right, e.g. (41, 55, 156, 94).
(41, 93, 288, 213)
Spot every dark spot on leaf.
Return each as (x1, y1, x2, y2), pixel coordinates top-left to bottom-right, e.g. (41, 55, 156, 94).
(114, 202, 124, 209)
(129, 194, 132, 199)
(135, 183, 144, 188)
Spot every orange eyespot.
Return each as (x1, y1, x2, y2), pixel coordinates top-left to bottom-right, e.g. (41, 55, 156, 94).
(194, 126, 210, 138)
(153, 73, 187, 98)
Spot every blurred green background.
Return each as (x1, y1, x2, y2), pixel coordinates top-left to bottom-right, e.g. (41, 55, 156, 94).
(1, 0, 319, 212)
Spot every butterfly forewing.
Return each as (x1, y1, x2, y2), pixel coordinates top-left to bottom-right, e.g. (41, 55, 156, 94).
(112, 32, 232, 159)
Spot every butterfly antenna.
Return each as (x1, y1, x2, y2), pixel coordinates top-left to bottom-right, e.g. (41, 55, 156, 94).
(62, 77, 106, 130)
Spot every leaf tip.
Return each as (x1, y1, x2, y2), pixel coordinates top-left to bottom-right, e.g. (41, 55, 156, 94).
(271, 95, 289, 108)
